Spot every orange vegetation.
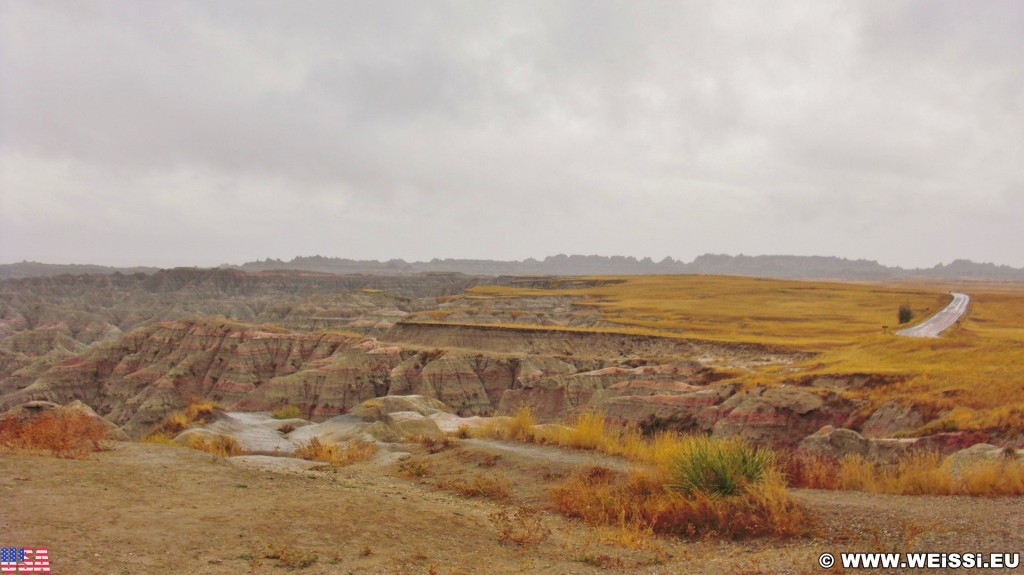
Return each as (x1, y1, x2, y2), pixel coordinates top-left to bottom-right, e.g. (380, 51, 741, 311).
(0, 407, 108, 459)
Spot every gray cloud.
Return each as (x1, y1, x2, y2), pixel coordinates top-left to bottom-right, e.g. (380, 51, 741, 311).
(2, 0, 1022, 268)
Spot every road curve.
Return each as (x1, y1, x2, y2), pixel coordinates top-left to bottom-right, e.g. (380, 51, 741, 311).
(896, 292, 969, 338)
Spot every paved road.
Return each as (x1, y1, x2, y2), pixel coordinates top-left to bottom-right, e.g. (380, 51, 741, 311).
(896, 292, 970, 338)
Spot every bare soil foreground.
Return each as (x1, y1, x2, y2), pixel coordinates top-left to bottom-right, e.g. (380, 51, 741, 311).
(4, 442, 1022, 575)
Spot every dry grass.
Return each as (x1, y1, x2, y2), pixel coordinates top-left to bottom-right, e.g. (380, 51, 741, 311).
(397, 458, 431, 478)
(294, 437, 340, 463)
(478, 407, 757, 471)
(414, 434, 460, 453)
(340, 439, 378, 464)
(145, 397, 221, 438)
(262, 544, 318, 569)
(465, 275, 947, 348)
(490, 506, 551, 547)
(786, 450, 1024, 496)
(0, 407, 108, 459)
(271, 405, 303, 420)
(459, 276, 1024, 436)
(437, 472, 512, 500)
(184, 434, 244, 457)
(479, 408, 803, 538)
(294, 437, 377, 466)
(551, 466, 804, 539)
(140, 432, 178, 447)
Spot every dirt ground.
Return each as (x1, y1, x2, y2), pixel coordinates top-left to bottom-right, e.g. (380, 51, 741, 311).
(2, 440, 1023, 575)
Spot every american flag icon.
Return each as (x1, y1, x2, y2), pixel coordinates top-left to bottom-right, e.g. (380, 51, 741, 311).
(0, 548, 50, 574)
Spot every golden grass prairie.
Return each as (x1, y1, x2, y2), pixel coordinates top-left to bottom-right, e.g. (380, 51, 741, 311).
(464, 275, 949, 348)
(457, 276, 1024, 435)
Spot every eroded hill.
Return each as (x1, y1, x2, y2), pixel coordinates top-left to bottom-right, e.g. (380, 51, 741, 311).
(3, 270, 1024, 453)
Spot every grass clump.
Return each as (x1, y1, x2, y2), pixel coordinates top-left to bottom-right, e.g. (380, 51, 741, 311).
(294, 437, 341, 463)
(551, 466, 803, 539)
(272, 405, 303, 420)
(294, 437, 377, 466)
(491, 406, 537, 441)
(0, 407, 108, 459)
(437, 472, 512, 500)
(145, 397, 221, 438)
(140, 432, 178, 447)
(669, 436, 773, 497)
(263, 544, 318, 569)
(340, 439, 378, 464)
(184, 433, 243, 457)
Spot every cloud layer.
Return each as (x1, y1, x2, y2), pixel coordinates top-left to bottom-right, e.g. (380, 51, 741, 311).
(2, 1, 1022, 267)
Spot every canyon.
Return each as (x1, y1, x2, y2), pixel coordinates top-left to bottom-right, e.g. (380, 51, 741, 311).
(2, 268, 1012, 456)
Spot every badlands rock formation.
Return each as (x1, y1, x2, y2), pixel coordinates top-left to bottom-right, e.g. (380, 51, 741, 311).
(0, 268, 1005, 454)
(0, 312, 846, 448)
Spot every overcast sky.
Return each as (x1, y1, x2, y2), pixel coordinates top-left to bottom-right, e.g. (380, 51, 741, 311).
(2, 1, 1022, 268)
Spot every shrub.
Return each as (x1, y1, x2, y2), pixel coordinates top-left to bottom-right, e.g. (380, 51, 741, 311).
(0, 408, 108, 459)
(669, 436, 773, 497)
(185, 434, 243, 457)
(898, 304, 914, 324)
(550, 466, 803, 539)
(294, 437, 341, 464)
(272, 405, 303, 420)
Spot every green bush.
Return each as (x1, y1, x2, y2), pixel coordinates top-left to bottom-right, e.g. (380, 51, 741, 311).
(669, 437, 774, 497)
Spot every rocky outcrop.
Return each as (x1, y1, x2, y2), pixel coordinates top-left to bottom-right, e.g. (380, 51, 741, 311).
(4, 319, 649, 434)
(799, 426, 995, 463)
(946, 443, 1022, 471)
(710, 386, 856, 449)
(861, 400, 925, 437)
(176, 396, 458, 454)
(0, 320, 376, 434)
(601, 384, 736, 432)
(798, 426, 916, 463)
